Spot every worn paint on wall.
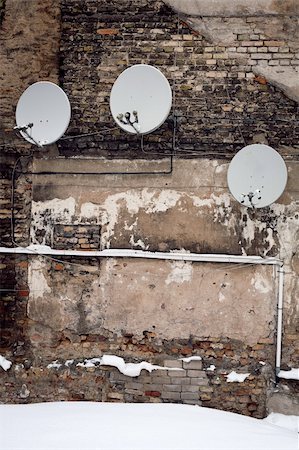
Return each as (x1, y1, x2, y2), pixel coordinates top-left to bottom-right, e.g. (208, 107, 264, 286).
(1, 0, 298, 411)
(28, 158, 299, 345)
(27, 257, 275, 345)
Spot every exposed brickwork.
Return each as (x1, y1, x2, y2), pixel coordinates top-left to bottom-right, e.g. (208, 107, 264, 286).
(0, 0, 298, 415)
(53, 224, 101, 250)
(59, 0, 299, 159)
(0, 157, 31, 357)
(0, 0, 60, 386)
(0, 336, 275, 417)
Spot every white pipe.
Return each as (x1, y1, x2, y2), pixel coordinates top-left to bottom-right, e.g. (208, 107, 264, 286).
(276, 266, 284, 377)
(0, 245, 284, 375)
(0, 246, 282, 265)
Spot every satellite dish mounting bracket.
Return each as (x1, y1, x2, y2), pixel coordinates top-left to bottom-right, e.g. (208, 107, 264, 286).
(241, 189, 262, 208)
(117, 110, 140, 133)
(14, 122, 44, 147)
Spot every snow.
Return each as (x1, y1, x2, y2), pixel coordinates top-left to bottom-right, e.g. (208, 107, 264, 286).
(76, 357, 102, 369)
(180, 355, 202, 362)
(47, 360, 62, 369)
(0, 355, 12, 371)
(206, 364, 216, 371)
(26, 244, 53, 252)
(277, 368, 299, 381)
(226, 371, 250, 382)
(0, 402, 297, 450)
(65, 359, 74, 367)
(75, 355, 178, 377)
(264, 413, 299, 433)
(100, 354, 169, 377)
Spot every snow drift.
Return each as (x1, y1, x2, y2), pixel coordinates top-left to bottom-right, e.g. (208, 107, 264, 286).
(0, 402, 297, 450)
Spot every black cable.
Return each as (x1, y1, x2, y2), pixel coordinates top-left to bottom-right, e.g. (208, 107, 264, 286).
(19, 122, 176, 176)
(59, 127, 120, 141)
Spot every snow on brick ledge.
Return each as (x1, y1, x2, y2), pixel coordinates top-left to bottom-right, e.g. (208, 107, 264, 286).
(226, 371, 250, 383)
(75, 354, 183, 377)
(0, 355, 12, 371)
(277, 368, 299, 381)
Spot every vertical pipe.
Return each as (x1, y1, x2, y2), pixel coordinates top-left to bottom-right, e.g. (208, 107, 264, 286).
(275, 264, 284, 379)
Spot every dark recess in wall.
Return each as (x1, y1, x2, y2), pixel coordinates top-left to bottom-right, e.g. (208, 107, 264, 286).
(0, 0, 6, 25)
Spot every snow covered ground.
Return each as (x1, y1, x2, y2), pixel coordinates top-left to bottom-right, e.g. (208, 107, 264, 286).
(0, 402, 297, 450)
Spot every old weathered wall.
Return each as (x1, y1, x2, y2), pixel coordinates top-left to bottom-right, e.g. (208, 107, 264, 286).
(59, 0, 299, 158)
(29, 157, 299, 341)
(1, 157, 293, 416)
(0, 0, 298, 415)
(0, 0, 60, 366)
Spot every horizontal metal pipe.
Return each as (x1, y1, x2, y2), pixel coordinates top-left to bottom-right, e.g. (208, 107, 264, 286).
(0, 246, 282, 266)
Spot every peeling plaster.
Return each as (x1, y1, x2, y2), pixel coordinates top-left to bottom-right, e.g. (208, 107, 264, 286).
(252, 273, 272, 294)
(219, 292, 226, 302)
(28, 258, 51, 300)
(129, 235, 149, 250)
(31, 189, 299, 265)
(163, 0, 299, 17)
(164, 0, 299, 105)
(191, 192, 235, 228)
(31, 197, 76, 244)
(88, 189, 181, 248)
(79, 202, 102, 219)
(253, 66, 299, 104)
(166, 261, 193, 285)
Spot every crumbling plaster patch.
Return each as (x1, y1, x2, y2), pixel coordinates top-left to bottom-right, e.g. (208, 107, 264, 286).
(251, 271, 272, 294)
(82, 260, 276, 344)
(27, 257, 277, 344)
(165, 260, 193, 285)
(28, 258, 51, 300)
(28, 261, 102, 334)
(164, 0, 299, 105)
(31, 188, 299, 261)
(29, 159, 299, 335)
(163, 1, 299, 17)
(30, 197, 76, 245)
(98, 189, 182, 248)
(253, 66, 299, 104)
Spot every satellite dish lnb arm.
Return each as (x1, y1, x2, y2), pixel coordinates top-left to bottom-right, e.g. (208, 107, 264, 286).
(117, 111, 140, 133)
(14, 123, 44, 147)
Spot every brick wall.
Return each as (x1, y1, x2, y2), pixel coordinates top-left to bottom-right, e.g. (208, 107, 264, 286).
(0, 157, 31, 359)
(59, 0, 299, 159)
(0, 0, 60, 378)
(0, 335, 275, 418)
(0, 0, 298, 414)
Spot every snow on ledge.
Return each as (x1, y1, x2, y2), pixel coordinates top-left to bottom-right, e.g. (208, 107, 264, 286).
(74, 355, 183, 377)
(47, 360, 62, 369)
(226, 371, 250, 383)
(0, 355, 12, 371)
(180, 356, 202, 362)
(277, 368, 299, 381)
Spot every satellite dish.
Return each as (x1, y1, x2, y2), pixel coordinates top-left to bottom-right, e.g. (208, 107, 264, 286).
(227, 144, 287, 208)
(15, 81, 71, 146)
(110, 64, 172, 134)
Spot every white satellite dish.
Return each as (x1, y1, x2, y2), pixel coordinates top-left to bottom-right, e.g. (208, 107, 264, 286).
(227, 144, 287, 208)
(15, 81, 71, 146)
(110, 64, 172, 134)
